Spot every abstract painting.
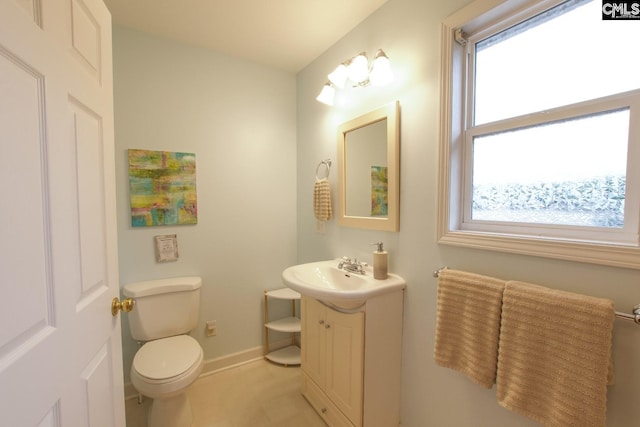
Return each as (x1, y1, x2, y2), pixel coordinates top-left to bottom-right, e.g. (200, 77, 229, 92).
(371, 166, 388, 216)
(128, 149, 197, 227)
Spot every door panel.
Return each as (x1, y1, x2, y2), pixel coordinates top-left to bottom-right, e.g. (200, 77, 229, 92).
(14, 0, 41, 25)
(81, 343, 116, 427)
(0, 43, 52, 361)
(71, 98, 108, 300)
(70, 0, 102, 81)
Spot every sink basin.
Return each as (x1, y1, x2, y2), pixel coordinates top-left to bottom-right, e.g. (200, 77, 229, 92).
(282, 260, 406, 310)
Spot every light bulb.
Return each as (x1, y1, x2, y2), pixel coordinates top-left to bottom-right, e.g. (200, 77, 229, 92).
(347, 53, 369, 84)
(328, 63, 348, 88)
(369, 50, 393, 86)
(316, 83, 335, 106)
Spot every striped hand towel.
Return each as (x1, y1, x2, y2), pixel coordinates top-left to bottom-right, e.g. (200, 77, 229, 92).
(313, 178, 332, 231)
(496, 281, 615, 427)
(433, 269, 506, 388)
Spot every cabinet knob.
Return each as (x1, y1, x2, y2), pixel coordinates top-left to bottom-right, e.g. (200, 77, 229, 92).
(325, 324, 331, 329)
(321, 407, 327, 414)
(319, 320, 325, 325)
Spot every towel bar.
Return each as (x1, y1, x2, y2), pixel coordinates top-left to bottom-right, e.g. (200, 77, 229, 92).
(432, 266, 640, 325)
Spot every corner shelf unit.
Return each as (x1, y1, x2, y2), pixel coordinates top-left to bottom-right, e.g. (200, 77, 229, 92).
(264, 288, 301, 366)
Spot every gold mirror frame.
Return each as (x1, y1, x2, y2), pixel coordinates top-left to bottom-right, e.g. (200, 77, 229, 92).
(338, 101, 400, 231)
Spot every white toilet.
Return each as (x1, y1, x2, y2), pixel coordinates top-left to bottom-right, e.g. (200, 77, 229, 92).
(124, 277, 204, 427)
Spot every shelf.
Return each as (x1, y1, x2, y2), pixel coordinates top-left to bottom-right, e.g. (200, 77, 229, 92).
(265, 288, 300, 300)
(264, 288, 301, 366)
(266, 316, 301, 333)
(265, 345, 300, 366)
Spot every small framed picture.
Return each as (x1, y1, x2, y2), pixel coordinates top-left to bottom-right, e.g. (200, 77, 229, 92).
(155, 234, 178, 263)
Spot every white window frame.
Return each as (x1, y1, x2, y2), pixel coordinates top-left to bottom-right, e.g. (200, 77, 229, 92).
(437, 0, 640, 269)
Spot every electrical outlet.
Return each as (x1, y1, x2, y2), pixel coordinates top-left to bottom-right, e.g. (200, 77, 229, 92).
(206, 320, 217, 337)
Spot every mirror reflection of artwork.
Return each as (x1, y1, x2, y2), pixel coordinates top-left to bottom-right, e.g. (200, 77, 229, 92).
(345, 119, 387, 218)
(371, 166, 388, 216)
(128, 149, 198, 227)
(338, 101, 399, 231)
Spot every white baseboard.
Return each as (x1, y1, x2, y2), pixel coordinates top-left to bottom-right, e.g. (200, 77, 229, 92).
(124, 340, 293, 400)
(200, 345, 265, 378)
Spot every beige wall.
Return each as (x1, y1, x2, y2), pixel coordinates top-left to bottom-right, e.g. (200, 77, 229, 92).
(112, 26, 298, 382)
(296, 0, 640, 426)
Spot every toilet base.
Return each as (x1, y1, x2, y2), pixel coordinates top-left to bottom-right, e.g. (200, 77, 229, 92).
(148, 392, 193, 427)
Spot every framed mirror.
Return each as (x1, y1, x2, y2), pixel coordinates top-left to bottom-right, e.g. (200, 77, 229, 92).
(338, 101, 400, 231)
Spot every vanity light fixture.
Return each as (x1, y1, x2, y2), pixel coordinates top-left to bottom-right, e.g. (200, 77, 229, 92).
(316, 49, 393, 106)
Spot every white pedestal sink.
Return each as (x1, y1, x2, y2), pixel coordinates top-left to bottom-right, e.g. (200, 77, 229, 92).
(282, 260, 406, 310)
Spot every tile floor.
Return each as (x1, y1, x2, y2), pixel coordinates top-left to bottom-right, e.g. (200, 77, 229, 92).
(125, 359, 326, 427)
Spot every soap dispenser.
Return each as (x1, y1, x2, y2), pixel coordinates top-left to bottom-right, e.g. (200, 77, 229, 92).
(373, 242, 388, 280)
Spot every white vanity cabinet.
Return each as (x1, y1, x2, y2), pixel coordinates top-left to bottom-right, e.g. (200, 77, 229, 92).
(301, 290, 404, 427)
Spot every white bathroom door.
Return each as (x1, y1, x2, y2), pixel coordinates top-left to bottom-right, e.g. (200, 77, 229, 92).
(0, 0, 125, 426)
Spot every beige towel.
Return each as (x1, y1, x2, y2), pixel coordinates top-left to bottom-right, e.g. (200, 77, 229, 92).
(433, 269, 506, 388)
(313, 178, 332, 230)
(496, 281, 615, 427)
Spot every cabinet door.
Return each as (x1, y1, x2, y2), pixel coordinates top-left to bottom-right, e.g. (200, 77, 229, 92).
(326, 308, 365, 426)
(301, 296, 326, 387)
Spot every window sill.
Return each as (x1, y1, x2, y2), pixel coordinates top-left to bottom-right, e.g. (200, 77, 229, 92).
(437, 229, 640, 269)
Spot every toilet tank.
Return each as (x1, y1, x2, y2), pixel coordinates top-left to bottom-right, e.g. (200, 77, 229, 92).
(123, 276, 201, 342)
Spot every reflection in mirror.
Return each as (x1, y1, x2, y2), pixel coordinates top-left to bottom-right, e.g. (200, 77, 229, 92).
(338, 101, 399, 231)
(345, 119, 387, 217)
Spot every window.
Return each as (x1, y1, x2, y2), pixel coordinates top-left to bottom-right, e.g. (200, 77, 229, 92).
(438, 0, 640, 268)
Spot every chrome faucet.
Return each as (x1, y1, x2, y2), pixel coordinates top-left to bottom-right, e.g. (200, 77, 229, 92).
(337, 257, 368, 274)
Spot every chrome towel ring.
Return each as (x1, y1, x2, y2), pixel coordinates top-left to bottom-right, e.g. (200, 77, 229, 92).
(315, 158, 332, 180)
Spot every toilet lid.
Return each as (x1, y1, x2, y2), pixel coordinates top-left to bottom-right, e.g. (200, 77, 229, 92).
(133, 335, 202, 380)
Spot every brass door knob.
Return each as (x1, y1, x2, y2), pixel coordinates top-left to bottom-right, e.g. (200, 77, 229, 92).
(111, 297, 135, 317)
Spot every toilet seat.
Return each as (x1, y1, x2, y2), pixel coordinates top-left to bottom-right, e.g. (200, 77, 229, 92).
(131, 335, 204, 399)
(134, 335, 202, 381)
